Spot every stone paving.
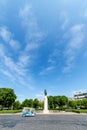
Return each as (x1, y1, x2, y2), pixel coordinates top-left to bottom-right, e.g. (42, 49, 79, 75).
(0, 114, 87, 130)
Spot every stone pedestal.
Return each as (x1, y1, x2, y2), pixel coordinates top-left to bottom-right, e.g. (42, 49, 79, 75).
(43, 96, 49, 114)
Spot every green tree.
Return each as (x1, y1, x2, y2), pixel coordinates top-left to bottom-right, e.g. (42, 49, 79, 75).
(59, 96, 68, 107)
(28, 99, 33, 108)
(0, 89, 3, 105)
(81, 99, 87, 108)
(48, 95, 68, 110)
(13, 100, 22, 110)
(33, 98, 39, 109)
(68, 100, 77, 108)
(22, 99, 34, 108)
(48, 96, 54, 109)
(53, 96, 60, 109)
(76, 100, 82, 108)
(22, 99, 29, 107)
(38, 101, 44, 109)
(0, 88, 17, 108)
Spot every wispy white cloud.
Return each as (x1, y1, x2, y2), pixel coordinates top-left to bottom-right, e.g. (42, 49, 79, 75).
(19, 3, 47, 78)
(0, 26, 20, 50)
(0, 28, 33, 90)
(0, 69, 14, 80)
(0, 2, 46, 90)
(39, 66, 55, 75)
(19, 4, 32, 28)
(48, 49, 61, 65)
(60, 12, 69, 30)
(25, 42, 39, 51)
(4, 56, 27, 76)
(0, 44, 5, 56)
(63, 24, 85, 73)
(0, 53, 33, 90)
(19, 4, 45, 52)
(0, 26, 11, 42)
(18, 54, 30, 67)
(0, 3, 46, 91)
(62, 18, 69, 30)
(0, 43, 25, 75)
(9, 39, 20, 50)
(0, 44, 27, 77)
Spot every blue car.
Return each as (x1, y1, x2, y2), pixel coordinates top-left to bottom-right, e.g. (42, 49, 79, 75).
(22, 108, 36, 117)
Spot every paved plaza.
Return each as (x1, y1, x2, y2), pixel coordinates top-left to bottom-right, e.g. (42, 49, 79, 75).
(0, 114, 87, 130)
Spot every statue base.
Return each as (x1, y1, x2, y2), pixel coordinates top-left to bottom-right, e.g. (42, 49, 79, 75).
(43, 110, 49, 114)
(43, 96, 49, 114)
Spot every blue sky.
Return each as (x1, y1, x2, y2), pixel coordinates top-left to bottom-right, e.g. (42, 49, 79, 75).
(0, 0, 87, 102)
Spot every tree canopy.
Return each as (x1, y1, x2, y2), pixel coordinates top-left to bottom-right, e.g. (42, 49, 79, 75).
(48, 95, 68, 109)
(0, 88, 17, 108)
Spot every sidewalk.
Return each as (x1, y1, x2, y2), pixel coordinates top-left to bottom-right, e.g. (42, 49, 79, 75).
(0, 111, 87, 115)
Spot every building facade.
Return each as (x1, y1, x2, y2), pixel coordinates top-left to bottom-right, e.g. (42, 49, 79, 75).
(74, 91, 87, 100)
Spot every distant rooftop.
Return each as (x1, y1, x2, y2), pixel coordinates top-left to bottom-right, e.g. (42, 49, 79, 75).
(74, 91, 87, 100)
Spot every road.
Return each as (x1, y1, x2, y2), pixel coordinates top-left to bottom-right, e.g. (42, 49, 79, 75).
(0, 114, 87, 130)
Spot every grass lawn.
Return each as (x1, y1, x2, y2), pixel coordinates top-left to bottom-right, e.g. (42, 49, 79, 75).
(65, 109, 87, 113)
(0, 110, 22, 114)
(78, 109, 87, 113)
